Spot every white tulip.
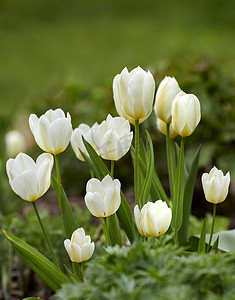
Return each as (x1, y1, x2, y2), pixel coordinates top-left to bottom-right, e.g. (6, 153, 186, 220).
(91, 114, 133, 161)
(154, 76, 181, 124)
(202, 166, 230, 204)
(64, 228, 95, 263)
(171, 93, 201, 137)
(6, 152, 54, 202)
(71, 123, 98, 161)
(85, 174, 121, 217)
(134, 200, 172, 238)
(113, 66, 155, 125)
(156, 117, 178, 139)
(29, 108, 72, 155)
(5, 130, 26, 158)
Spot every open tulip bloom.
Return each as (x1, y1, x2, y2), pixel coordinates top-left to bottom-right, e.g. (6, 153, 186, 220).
(6, 152, 54, 202)
(29, 108, 73, 155)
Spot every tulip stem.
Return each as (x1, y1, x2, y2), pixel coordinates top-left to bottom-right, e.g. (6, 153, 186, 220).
(32, 202, 59, 267)
(110, 160, 114, 178)
(73, 262, 83, 282)
(134, 120, 140, 206)
(100, 217, 111, 246)
(207, 204, 216, 253)
(90, 169, 94, 178)
(166, 124, 175, 199)
(55, 155, 61, 188)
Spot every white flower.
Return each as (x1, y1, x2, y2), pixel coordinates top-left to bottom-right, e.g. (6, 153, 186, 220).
(29, 108, 72, 155)
(85, 174, 121, 217)
(202, 166, 230, 204)
(91, 114, 133, 161)
(156, 117, 178, 139)
(134, 200, 172, 238)
(64, 228, 95, 263)
(5, 130, 26, 157)
(113, 66, 155, 125)
(6, 152, 54, 202)
(71, 123, 98, 161)
(171, 92, 201, 137)
(154, 76, 181, 124)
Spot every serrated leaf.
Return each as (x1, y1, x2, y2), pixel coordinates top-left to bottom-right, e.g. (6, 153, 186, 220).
(3, 230, 69, 290)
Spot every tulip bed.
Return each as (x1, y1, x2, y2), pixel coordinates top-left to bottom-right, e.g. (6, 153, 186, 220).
(1, 65, 235, 300)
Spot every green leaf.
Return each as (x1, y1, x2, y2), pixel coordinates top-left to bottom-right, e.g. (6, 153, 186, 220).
(51, 177, 77, 239)
(64, 264, 80, 281)
(3, 230, 69, 290)
(178, 145, 201, 245)
(23, 298, 43, 300)
(198, 218, 207, 254)
(211, 236, 219, 252)
(206, 230, 235, 253)
(107, 213, 122, 246)
(139, 131, 154, 207)
(82, 138, 136, 243)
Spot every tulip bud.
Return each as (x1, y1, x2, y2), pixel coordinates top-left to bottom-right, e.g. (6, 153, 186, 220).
(71, 123, 98, 161)
(156, 117, 178, 139)
(154, 76, 181, 124)
(64, 228, 95, 263)
(5, 130, 26, 158)
(6, 152, 54, 202)
(113, 66, 155, 125)
(85, 174, 121, 217)
(91, 114, 133, 161)
(134, 200, 172, 238)
(201, 166, 230, 204)
(171, 93, 201, 137)
(29, 108, 73, 155)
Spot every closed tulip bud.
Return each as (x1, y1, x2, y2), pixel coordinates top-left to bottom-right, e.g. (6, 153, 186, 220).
(171, 92, 201, 137)
(5, 130, 26, 158)
(154, 76, 181, 124)
(85, 174, 121, 217)
(202, 166, 230, 204)
(113, 66, 155, 125)
(71, 123, 98, 161)
(29, 108, 73, 155)
(6, 152, 54, 202)
(91, 114, 133, 161)
(64, 228, 95, 263)
(134, 200, 172, 238)
(156, 117, 178, 139)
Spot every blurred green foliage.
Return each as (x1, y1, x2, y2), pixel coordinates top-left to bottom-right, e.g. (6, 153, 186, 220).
(54, 238, 235, 300)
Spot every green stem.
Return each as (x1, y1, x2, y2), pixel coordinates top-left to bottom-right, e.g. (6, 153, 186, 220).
(100, 217, 111, 246)
(32, 202, 59, 267)
(54, 155, 61, 207)
(73, 262, 83, 282)
(110, 160, 114, 178)
(207, 204, 217, 253)
(134, 120, 140, 206)
(90, 169, 94, 178)
(166, 124, 175, 199)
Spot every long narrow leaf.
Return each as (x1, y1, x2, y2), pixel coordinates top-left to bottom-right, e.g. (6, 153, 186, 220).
(198, 218, 207, 254)
(83, 138, 136, 243)
(178, 145, 201, 245)
(3, 230, 69, 288)
(52, 177, 77, 239)
(107, 213, 122, 246)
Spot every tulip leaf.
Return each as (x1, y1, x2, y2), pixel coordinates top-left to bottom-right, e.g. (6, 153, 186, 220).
(82, 138, 136, 243)
(178, 145, 201, 245)
(51, 176, 77, 239)
(3, 230, 69, 290)
(63, 264, 80, 281)
(172, 138, 185, 237)
(139, 131, 154, 207)
(198, 218, 207, 253)
(107, 213, 122, 246)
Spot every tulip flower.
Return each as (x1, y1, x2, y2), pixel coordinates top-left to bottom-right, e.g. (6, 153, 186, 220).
(29, 108, 72, 155)
(113, 66, 155, 125)
(202, 166, 230, 204)
(171, 92, 201, 137)
(5, 130, 26, 157)
(154, 76, 181, 124)
(134, 200, 172, 238)
(71, 123, 98, 161)
(156, 117, 178, 139)
(6, 152, 54, 202)
(64, 228, 95, 263)
(84, 174, 121, 217)
(91, 114, 133, 161)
